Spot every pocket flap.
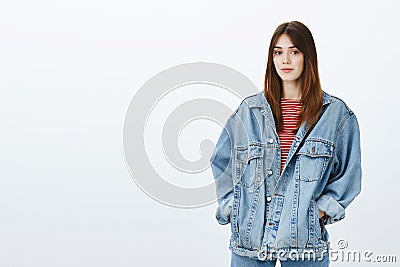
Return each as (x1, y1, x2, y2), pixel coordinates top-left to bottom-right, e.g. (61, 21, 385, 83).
(297, 140, 333, 157)
(235, 144, 264, 162)
(248, 145, 264, 160)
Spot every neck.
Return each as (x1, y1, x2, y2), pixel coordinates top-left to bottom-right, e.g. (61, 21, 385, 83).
(282, 80, 302, 100)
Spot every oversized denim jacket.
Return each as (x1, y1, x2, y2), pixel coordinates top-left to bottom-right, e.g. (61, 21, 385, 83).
(209, 90, 361, 260)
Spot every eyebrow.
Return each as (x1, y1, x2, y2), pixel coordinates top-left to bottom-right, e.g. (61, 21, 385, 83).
(273, 46, 297, 49)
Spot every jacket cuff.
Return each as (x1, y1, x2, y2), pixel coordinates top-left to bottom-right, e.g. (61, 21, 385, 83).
(215, 197, 233, 225)
(316, 195, 346, 225)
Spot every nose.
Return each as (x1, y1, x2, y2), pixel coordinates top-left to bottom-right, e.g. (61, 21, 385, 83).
(282, 52, 290, 64)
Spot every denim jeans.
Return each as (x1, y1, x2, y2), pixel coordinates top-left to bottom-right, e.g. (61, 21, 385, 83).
(230, 252, 330, 267)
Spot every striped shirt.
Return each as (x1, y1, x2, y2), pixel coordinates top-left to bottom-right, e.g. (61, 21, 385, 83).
(277, 98, 302, 173)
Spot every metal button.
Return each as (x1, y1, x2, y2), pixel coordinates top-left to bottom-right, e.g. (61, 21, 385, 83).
(266, 196, 272, 202)
(311, 147, 315, 154)
(267, 170, 273, 175)
(330, 146, 334, 151)
(268, 138, 274, 144)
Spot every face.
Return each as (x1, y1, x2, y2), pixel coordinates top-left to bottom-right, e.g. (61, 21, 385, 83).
(273, 34, 304, 83)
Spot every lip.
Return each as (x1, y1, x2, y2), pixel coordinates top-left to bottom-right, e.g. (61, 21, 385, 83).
(281, 68, 294, 73)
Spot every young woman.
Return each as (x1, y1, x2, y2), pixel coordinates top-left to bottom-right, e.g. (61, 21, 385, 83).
(210, 21, 362, 267)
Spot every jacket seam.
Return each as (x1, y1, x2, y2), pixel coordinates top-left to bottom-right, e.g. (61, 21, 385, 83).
(335, 111, 355, 140)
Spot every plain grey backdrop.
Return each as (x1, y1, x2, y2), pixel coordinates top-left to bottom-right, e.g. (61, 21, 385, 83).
(1, 0, 399, 266)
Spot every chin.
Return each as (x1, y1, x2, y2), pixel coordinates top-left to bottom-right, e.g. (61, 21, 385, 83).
(279, 75, 301, 82)
(280, 77, 297, 82)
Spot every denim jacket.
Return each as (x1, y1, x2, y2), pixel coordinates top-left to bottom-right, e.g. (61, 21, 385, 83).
(209, 90, 361, 260)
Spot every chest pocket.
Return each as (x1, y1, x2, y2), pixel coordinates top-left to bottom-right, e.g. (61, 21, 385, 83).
(234, 144, 264, 191)
(296, 140, 334, 182)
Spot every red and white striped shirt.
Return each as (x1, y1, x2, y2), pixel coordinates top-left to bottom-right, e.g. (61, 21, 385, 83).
(277, 98, 302, 173)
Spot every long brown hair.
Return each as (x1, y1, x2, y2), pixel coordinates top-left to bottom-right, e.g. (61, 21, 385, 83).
(264, 21, 322, 133)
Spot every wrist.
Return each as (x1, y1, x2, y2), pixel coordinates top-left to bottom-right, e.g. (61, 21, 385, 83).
(318, 209, 328, 219)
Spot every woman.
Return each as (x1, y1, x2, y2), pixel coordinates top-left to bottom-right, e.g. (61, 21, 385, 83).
(210, 21, 362, 267)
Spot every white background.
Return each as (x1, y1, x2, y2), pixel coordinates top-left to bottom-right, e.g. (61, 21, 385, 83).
(1, 0, 399, 266)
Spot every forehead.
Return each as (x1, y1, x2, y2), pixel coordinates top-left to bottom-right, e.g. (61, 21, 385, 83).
(274, 34, 295, 48)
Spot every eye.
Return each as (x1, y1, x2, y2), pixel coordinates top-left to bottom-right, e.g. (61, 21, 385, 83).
(274, 50, 281, 55)
(291, 50, 300, 55)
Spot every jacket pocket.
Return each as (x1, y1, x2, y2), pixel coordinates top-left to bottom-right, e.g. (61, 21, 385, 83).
(307, 197, 323, 246)
(296, 139, 333, 182)
(234, 144, 264, 191)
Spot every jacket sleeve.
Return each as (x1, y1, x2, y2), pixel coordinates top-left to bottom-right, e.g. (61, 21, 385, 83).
(209, 115, 236, 225)
(316, 112, 362, 225)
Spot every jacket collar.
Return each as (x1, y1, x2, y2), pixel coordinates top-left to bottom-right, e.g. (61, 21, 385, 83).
(247, 90, 332, 108)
